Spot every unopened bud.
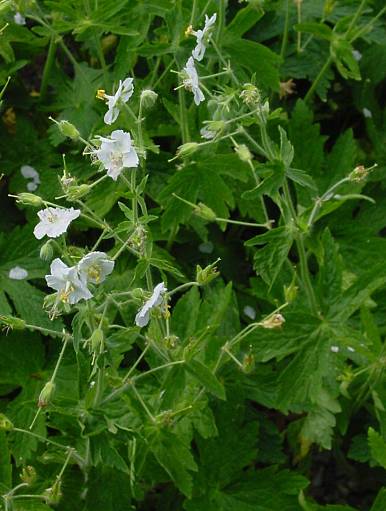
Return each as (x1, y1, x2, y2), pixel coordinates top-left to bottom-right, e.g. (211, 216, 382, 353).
(196, 259, 220, 286)
(193, 202, 217, 222)
(15, 193, 43, 207)
(57, 120, 80, 140)
(176, 142, 199, 159)
(44, 478, 62, 506)
(20, 465, 37, 485)
(261, 313, 285, 329)
(164, 335, 179, 349)
(284, 281, 298, 303)
(90, 328, 104, 353)
(0, 413, 14, 431)
(40, 240, 54, 262)
(140, 89, 158, 110)
(0, 315, 26, 331)
(38, 381, 55, 408)
(66, 184, 91, 201)
(234, 144, 252, 163)
(131, 288, 146, 303)
(349, 164, 372, 182)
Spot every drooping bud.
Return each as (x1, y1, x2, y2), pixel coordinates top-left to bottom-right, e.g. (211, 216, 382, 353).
(234, 144, 252, 163)
(40, 240, 54, 262)
(90, 328, 104, 354)
(140, 89, 158, 110)
(284, 280, 298, 304)
(38, 381, 55, 408)
(175, 142, 199, 159)
(0, 315, 26, 331)
(241, 353, 255, 374)
(57, 120, 80, 140)
(20, 465, 37, 485)
(196, 258, 220, 286)
(349, 164, 375, 183)
(0, 413, 14, 431)
(260, 313, 285, 329)
(15, 193, 44, 207)
(193, 202, 217, 222)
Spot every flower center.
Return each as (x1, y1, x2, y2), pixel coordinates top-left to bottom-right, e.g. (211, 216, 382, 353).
(59, 282, 75, 303)
(88, 265, 101, 282)
(110, 152, 124, 170)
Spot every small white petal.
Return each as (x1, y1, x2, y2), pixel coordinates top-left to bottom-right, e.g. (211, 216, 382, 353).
(352, 50, 362, 61)
(198, 241, 214, 253)
(243, 306, 256, 320)
(330, 345, 339, 353)
(363, 107, 372, 118)
(347, 346, 355, 352)
(14, 12, 26, 25)
(9, 266, 28, 280)
(135, 282, 167, 328)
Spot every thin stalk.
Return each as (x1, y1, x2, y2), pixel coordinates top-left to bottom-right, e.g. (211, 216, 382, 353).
(280, 0, 290, 59)
(167, 282, 198, 297)
(178, 85, 190, 143)
(39, 36, 57, 101)
(130, 383, 156, 423)
(296, 0, 302, 54)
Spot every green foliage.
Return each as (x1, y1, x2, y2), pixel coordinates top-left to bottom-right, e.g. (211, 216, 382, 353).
(0, 0, 386, 510)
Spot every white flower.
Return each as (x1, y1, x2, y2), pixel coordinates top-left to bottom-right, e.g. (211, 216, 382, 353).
(45, 258, 92, 305)
(183, 57, 205, 105)
(192, 13, 217, 61)
(243, 306, 256, 320)
(104, 77, 134, 125)
(135, 282, 167, 327)
(21, 165, 40, 192)
(198, 241, 214, 254)
(9, 266, 28, 280)
(330, 345, 339, 353)
(14, 12, 26, 25)
(347, 346, 355, 352)
(33, 207, 80, 240)
(78, 251, 114, 284)
(363, 107, 372, 118)
(94, 130, 139, 181)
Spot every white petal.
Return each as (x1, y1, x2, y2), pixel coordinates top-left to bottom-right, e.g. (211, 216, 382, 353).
(123, 148, 139, 168)
(9, 266, 28, 280)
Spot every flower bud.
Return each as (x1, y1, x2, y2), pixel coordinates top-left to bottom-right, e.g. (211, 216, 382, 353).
(349, 165, 368, 182)
(140, 89, 158, 110)
(284, 281, 298, 304)
(20, 465, 37, 485)
(193, 202, 217, 222)
(38, 381, 55, 408)
(176, 142, 199, 158)
(234, 144, 252, 163)
(261, 313, 285, 329)
(0, 315, 26, 331)
(40, 240, 54, 262)
(15, 193, 43, 207)
(58, 120, 80, 140)
(44, 478, 62, 506)
(196, 259, 220, 286)
(131, 288, 146, 301)
(0, 413, 14, 431)
(66, 183, 91, 201)
(90, 328, 104, 354)
(164, 335, 179, 349)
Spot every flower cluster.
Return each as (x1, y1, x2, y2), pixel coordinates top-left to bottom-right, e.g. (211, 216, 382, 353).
(181, 13, 217, 105)
(45, 252, 114, 305)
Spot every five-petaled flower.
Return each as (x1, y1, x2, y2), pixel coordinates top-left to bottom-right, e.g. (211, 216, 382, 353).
(135, 282, 167, 327)
(46, 259, 92, 305)
(192, 13, 217, 61)
(78, 251, 114, 284)
(182, 57, 205, 105)
(94, 129, 139, 181)
(104, 77, 134, 125)
(33, 207, 80, 240)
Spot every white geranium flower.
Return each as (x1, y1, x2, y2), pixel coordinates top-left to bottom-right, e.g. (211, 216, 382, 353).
(182, 57, 205, 105)
(9, 266, 28, 280)
(192, 13, 217, 61)
(14, 12, 26, 25)
(21, 165, 40, 192)
(78, 251, 114, 284)
(33, 207, 80, 240)
(352, 50, 362, 61)
(330, 345, 339, 353)
(104, 77, 134, 125)
(46, 258, 92, 305)
(94, 129, 139, 181)
(243, 306, 256, 320)
(135, 282, 167, 327)
(363, 107, 372, 118)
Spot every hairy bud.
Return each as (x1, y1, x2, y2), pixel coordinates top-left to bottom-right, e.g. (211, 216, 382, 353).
(38, 381, 55, 408)
(15, 193, 44, 207)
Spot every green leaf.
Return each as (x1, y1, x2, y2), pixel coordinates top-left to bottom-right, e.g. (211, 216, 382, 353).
(370, 488, 386, 511)
(0, 431, 12, 491)
(368, 427, 386, 468)
(185, 360, 226, 400)
(294, 22, 333, 40)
